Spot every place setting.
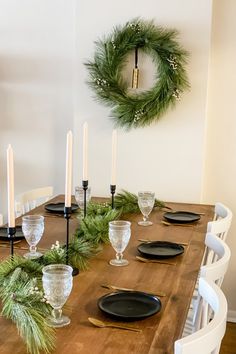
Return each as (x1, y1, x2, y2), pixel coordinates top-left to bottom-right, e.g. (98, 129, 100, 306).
(133, 191, 186, 265)
(161, 209, 203, 227)
(87, 214, 164, 332)
(89, 285, 163, 332)
(44, 202, 79, 215)
(135, 239, 185, 266)
(0, 225, 24, 242)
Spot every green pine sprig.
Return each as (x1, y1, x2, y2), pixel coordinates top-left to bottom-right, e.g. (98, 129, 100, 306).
(43, 244, 66, 265)
(68, 237, 99, 270)
(76, 208, 121, 244)
(0, 255, 43, 283)
(114, 189, 166, 214)
(0, 265, 55, 354)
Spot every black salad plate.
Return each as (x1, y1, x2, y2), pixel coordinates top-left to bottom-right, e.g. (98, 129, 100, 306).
(163, 211, 201, 224)
(0, 226, 24, 241)
(138, 241, 184, 259)
(44, 202, 79, 214)
(98, 291, 161, 321)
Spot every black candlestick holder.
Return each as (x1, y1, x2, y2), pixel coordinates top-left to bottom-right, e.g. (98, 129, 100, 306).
(8, 226, 16, 257)
(82, 180, 89, 218)
(110, 184, 116, 209)
(64, 206, 79, 276)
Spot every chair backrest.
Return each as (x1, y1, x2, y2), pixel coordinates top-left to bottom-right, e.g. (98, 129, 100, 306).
(15, 186, 53, 216)
(207, 202, 232, 241)
(201, 233, 231, 283)
(175, 278, 227, 354)
(193, 233, 230, 331)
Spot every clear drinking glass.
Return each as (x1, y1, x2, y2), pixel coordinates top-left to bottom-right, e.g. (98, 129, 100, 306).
(138, 191, 155, 226)
(75, 186, 91, 209)
(108, 220, 131, 266)
(22, 215, 44, 259)
(42, 264, 73, 328)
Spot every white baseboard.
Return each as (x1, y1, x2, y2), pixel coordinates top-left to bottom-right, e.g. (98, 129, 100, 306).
(227, 310, 236, 323)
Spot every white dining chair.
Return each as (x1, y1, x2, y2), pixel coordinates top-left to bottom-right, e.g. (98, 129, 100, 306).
(15, 186, 54, 217)
(175, 278, 227, 354)
(190, 202, 232, 302)
(183, 233, 231, 336)
(207, 202, 233, 241)
(0, 213, 3, 226)
(201, 202, 232, 270)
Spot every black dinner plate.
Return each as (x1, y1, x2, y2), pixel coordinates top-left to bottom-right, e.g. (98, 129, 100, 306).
(163, 211, 201, 224)
(0, 226, 24, 241)
(98, 291, 161, 321)
(44, 202, 79, 214)
(137, 241, 184, 259)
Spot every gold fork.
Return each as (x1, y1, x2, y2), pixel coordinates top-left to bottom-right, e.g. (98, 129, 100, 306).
(136, 256, 176, 266)
(162, 221, 195, 227)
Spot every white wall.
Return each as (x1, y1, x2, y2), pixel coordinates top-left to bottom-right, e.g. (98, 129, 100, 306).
(74, 0, 212, 202)
(0, 0, 75, 218)
(203, 0, 236, 316)
(0, 0, 213, 210)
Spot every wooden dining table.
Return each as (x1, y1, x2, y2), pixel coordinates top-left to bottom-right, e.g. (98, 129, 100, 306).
(0, 195, 214, 354)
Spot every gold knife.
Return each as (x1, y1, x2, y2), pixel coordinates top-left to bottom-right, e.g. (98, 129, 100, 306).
(138, 239, 188, 246)
(162, 221, 194, 227)
(101, 284, 166, 297)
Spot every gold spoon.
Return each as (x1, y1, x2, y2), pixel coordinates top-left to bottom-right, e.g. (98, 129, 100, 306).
(101, 284, 166, 297)
(138, 239, 188, 246)
(136, 256, 176, 266)
(88, 317, 142, 332)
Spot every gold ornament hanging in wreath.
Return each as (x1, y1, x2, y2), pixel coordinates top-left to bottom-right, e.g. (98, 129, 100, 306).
(85, 19, 190, 129)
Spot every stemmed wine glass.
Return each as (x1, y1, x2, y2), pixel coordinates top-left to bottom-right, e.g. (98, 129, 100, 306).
(108, 220, 131, 266)
(42, 264, 73, 328)
(138, 191, 155, 226)
(75, 186, 91, 209)
(22, 215, 44, 259)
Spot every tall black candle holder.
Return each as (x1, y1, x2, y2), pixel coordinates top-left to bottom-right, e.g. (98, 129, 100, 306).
(82, 180, 88, 218)
(64, 206, 79, 276)
(8, 226, 16, 257)
(110, 184, 116, 209)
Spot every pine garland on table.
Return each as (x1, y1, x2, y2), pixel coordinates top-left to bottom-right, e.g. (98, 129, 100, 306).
(0, 259, 55, 354)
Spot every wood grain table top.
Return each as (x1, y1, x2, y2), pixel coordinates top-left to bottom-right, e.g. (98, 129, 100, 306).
(0, 195, 214, 354)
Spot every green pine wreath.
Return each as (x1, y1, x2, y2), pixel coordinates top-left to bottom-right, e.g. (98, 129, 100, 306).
(85, 18, 190, 129)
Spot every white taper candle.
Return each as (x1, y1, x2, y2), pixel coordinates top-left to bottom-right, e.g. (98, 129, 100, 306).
(65, 131, 73, 207)
(7, 144, 15, 227)
(111, 130, 117, 185)
(83, 122, 88, 181)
